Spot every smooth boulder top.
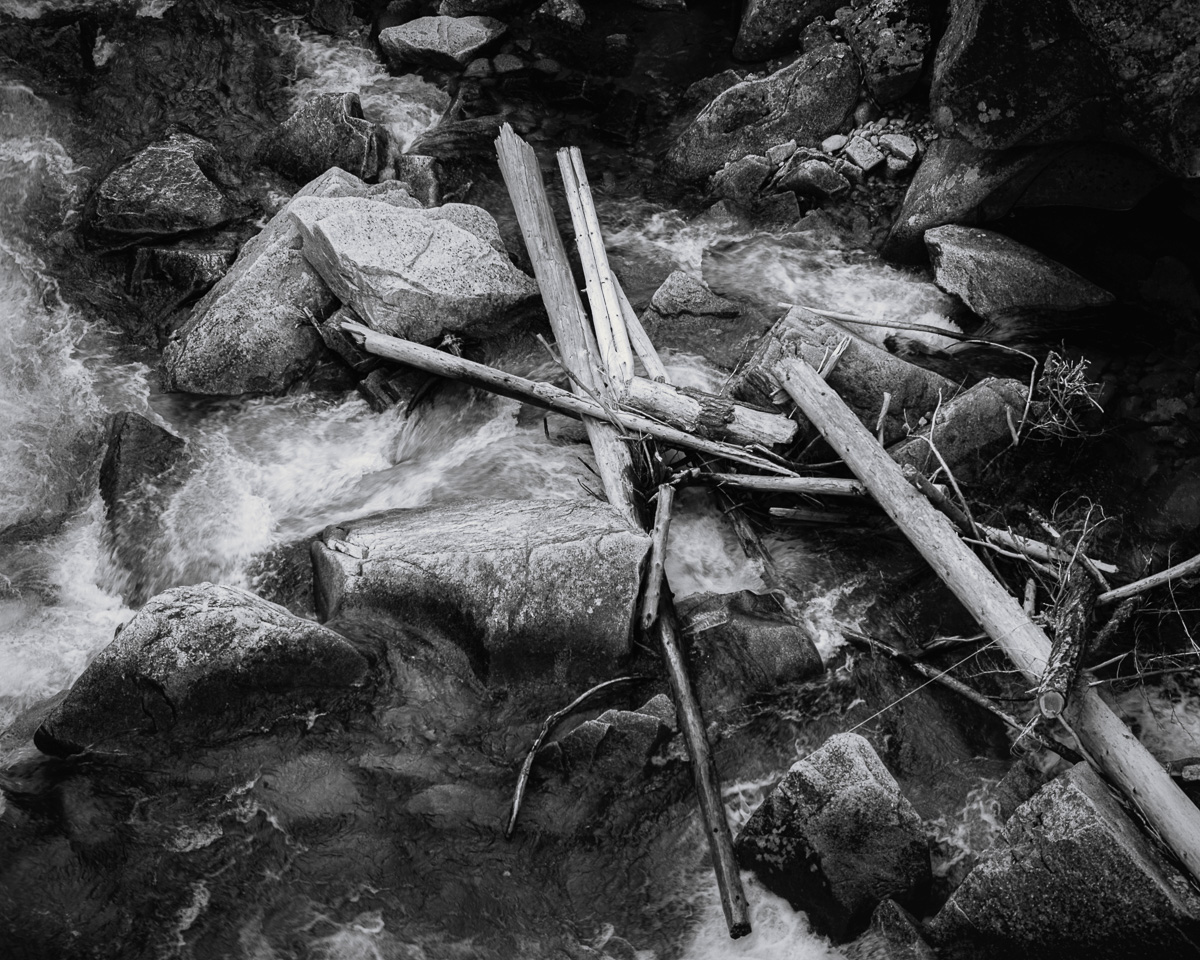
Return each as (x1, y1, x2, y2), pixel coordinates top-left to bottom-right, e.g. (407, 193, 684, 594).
(292, 197, 536, 343)
(312, 498, 651, 680)
(924, 224, 1114, 318)
(36, 583, 373, 755)
(378, 15, 507, 71)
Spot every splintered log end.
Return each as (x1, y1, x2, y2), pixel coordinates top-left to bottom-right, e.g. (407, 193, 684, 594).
(1039, 690, 1066, 719)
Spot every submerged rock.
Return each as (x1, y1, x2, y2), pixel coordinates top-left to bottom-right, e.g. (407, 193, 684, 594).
(735, 732, 931, 940)
(261, 93, 388, 185)
(924, 225, 1114, 319)
(732, 0, 841, 62)
(378, 15, 507, 71)
(86, 133, 237, 245)
(665, 44, 860, 182)
(161, 169, 417, 396)
(35, 583, 373, 755)
(540, 694, 675, 785)
(928, 763, 1200, 958)
(292, 197, 537, 342)
(837, 0, 931, 104)
(312, 499, 651, 680)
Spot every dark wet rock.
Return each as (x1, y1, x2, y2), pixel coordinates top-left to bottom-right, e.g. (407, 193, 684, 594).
(710, 155, 774, 205)
(774, 155, 851, 197)
(312, 499, 651, 681)
(1138, 457, 1200, 540)
(355, 365, 428, 412)
(732, 0, 841, 62)
(928, 763, 1200, 959)
(932, 0, 1200, 177)
(261, 93, 388, 185)
(86, 133, 237, 246)
(881, 138, 1056, 262)
(312, 305, 383, 375)
(438, 0, 521, 13)
(836, 0, 931, 104)
(844, 899, 936, 960)
(730, 307, 957, 445)
(665, 44, 860, 182)
(593, 88, 644, 146)
(407, 114, 508, 158)
(735, 732, 931, 941)
(533, 0, 585, 29)
(291, 196, 537, 343)
(1016, 142, 1167, 211)
(378, 15, 506, 71)
(308, 0, 358, 35)
(889, 377, 1027, 478)
(925, 225, 1114, 319)
(540, 695, 674, 785)
(98, 412, 189, 603)
(161, 169, 416, 396)
(677, 591, 824, 715)
(129, 242, 237, 334)
(638, 270, 773, 370)
(35, 583, 373, 755)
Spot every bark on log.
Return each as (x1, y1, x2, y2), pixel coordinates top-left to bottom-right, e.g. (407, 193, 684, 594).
(641, 485, 674, 631)
(496, 125, 640, 527)
(1037, 559, 1098, 719)
(624, 377, 796, 447)
(344, 323, 796, 477)
(773, 354, 1200, 886)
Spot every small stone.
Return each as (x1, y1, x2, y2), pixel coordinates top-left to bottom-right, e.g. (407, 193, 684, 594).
(531, 56, 560, 74)
(767, 139, 798, 165)
(533, 0, 585, 28)
(775, 156, 851, 196)
(492, 52, 524, 74)
(885, 155, 911, 178)
(879, 132, 919, 163)
(843, 135, 885, 172)
(463, 57, 492, 78)
(822, 133, 848, 153)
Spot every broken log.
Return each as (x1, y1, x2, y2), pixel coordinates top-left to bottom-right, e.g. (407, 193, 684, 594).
(1037, 557, 1098, 719)
(344, 323, 796, 477)
(624, 377, 796, 447)
(773, 354, 1200, 886)
(641, 484, 674, 631)
(496, 125, 640, 527)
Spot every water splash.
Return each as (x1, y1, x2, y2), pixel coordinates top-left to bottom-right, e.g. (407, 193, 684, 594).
(274, 21, 449, 154)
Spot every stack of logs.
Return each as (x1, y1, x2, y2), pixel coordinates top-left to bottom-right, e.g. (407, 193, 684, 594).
(342, 125, 1200, 939)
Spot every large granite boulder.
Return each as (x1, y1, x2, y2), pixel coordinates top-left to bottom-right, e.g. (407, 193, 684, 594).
(732, 0, 841, 62)
(665, 44, 860, 182)
(160, 169, 418, 395)
(735, 733, 931, 940)
(261, 93, 388, 185)
(928, 763, 1200, 958)
(931, 0, 1200, 177)
(836, 0, 931, 104)
(98, 412, 189, 603)
(378, 15, 506, 71)
(86, 133, 237, 246)
(35, 583, 373, 755)
(291, 196, 537, 342)
(924, 225, 1114, 319)
(312, 499, 651, 680)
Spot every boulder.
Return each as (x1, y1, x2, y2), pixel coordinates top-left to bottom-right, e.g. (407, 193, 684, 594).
(732, 0, 842, 62)
(844, 900, 936, 960)
(665, 44, 860, 182)
(98, 412, 189, 603)
(311, 499, 651, 680)
(291, 197, 536, 342)
(729, 307, 958, 446)
(928, 763, 1200, 958)
(539, 694, 675, 784)
(774, 155, 851, 197)
(160, 169, 417, 396)
(931, 0, 1200, 176)
(129, 243, 237, 332)
(836, 0, 931, 104)
(677, 591, 825, 714)
(638, 270, 773, 370)
(377, 15, 506, 71)
(533, 0, 585, 29)
(35, 584, 373, 755)
(261, 93, 388, 185)
(924, 225, 1114, 319)
(735, 733, 931, 940)
(710, 155, 774, 205)
(86, 133, 237, 245)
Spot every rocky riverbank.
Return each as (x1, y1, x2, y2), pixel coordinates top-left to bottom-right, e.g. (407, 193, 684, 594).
(2, 0, 1200, 958)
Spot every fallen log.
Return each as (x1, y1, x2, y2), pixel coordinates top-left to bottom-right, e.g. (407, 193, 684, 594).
(1037, 555, 1098, 719)
(773, 354, 1200, 886)
(1098, 551, 1200, 605)
(614, 275, 669, 382)
(624, 377, 796, 447)
(343, 323, 797, 478)
(676, 469, 866, 498)
(978, 524, 1119, 576)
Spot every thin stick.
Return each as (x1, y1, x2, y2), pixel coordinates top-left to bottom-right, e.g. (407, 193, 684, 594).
(845, 632, 1084, 764)
(773, 354, 1200, 885)
(614, 275, 669, 382)
(1024, 578, 1037, 617)
(344, 323, 797, 477)
(641, 485, 675, 630)
(505, 676, 640, 838)
(978, 524, 1119, 576)
(683, 472, 866, 497)
(1098, 552, 1200, 605)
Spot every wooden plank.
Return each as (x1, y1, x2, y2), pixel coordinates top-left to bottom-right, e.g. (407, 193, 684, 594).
(773, 354, 1200, 885)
